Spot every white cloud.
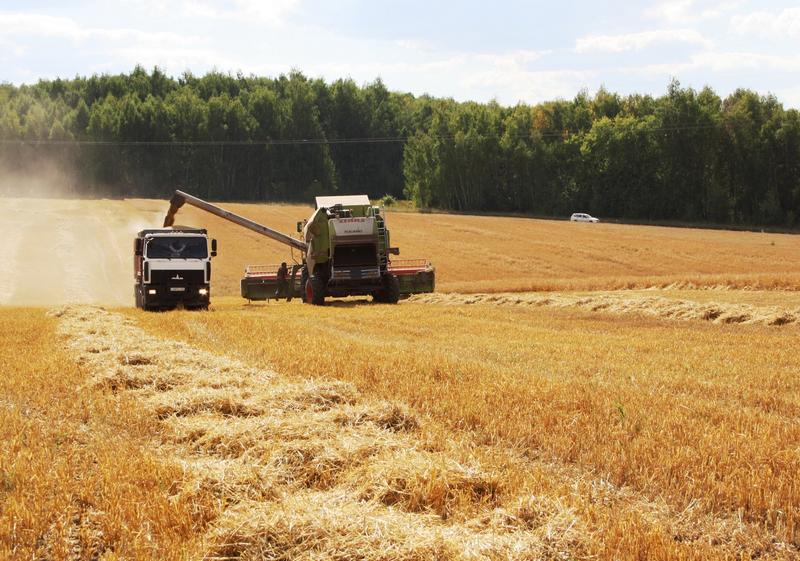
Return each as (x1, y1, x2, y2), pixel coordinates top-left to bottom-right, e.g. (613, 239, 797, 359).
(0, 10, 227, 77)
(0, 13, 90, 40)
(730, 8, 800, 39)
(297, 47, 581, 105)
(0, 12, 200, 45)
(117, 0, 172, 16)
(646, 0, 742, 24)
(180, 0, 300, 26)
(648, 0, 694, 23)
(635, 50, 800, 76)
(108, 46, 242, 74)
(773, 85, 800, 109)
(455, 51, 590, 103)
(462, 67, 592, 104)
(1, 1, 797, 108)
(475, 50, 550, 67)
(694, 51, 800, 72)
(295, 55, 469, 80)
(574, 28, 712, 53)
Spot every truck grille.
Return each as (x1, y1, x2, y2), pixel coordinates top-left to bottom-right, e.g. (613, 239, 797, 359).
(149, 269, 205, 285)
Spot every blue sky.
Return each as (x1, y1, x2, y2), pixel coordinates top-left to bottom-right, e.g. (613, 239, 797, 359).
(1, 0, 799, 107)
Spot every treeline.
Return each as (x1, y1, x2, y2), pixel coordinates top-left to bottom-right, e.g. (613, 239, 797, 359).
(404, 84, 800, 225)
(0, 67, 412, 202)
(1, 66, 799, 226)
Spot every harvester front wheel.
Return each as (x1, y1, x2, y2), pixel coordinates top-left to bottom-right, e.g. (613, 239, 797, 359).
(305, 276, 326, 306)
(374, 274, 400, 304)
(386, 274, 400, 304)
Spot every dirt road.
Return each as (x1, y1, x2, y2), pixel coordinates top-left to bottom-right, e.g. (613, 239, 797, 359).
(0, 198, 164, 306)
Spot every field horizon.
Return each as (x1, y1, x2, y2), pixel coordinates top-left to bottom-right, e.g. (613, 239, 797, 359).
(1, 196, 798, 305)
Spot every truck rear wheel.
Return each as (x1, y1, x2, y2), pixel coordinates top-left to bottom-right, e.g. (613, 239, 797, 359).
(305, 276, 326, 305)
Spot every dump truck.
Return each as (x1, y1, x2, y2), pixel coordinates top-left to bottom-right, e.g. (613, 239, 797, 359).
(134, 228, 217, 310)
(162, 190, 435, 305)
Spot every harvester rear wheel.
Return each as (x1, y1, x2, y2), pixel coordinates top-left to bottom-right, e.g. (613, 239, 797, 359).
(305, 276, 326, 305)
(300, 267, 309, 303)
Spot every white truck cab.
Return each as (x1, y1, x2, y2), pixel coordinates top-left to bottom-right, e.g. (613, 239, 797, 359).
(133, 228, 217, 310)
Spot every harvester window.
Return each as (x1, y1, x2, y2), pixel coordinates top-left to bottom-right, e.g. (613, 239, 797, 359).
(333, 244, 377, 267)
(146, 237, 208, 259)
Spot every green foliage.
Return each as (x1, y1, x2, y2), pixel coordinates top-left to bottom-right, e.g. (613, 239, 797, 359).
(0, 67, 798, 227)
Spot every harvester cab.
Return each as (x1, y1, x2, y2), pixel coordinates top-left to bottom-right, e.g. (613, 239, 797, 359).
(303, 194, 398, 304)
(162, 190, 435, 305)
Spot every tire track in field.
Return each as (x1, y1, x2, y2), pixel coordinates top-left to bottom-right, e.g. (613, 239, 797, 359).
(51, 305, 796, 560)
(7, 202, 72, 305)
(0, 199, 144, 306)
(0, 199, 25, 304)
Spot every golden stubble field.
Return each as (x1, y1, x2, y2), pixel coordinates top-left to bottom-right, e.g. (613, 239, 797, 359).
(168, 199, 800, 295)
(1, 196, 799, 560)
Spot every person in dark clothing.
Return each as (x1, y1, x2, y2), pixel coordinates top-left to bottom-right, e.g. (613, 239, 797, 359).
(275, 262, 289, 299)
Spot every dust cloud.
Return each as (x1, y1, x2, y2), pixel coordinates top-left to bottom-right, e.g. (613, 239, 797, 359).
(0, 158, 81, 199)
(0, 190, 166, 307)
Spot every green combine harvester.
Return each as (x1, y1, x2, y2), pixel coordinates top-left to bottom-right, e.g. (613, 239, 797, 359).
(163, 191, 435, 305)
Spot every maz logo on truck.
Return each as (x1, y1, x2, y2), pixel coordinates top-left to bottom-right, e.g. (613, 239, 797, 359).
(171, 274, 184, 280)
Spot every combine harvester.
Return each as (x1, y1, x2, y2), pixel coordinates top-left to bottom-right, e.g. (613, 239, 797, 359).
(163, 191, 435, 305)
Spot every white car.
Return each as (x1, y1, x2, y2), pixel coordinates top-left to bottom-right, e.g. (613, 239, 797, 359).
(570, 212, 599, 223)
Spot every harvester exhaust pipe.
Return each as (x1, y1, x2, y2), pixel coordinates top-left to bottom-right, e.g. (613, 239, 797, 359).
(162, 190, 308, 252)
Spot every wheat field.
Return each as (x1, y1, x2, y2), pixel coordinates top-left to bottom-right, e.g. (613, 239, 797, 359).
(1, 197, 799, 560)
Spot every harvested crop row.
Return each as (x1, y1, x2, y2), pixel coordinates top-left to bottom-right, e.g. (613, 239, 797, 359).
(0, 309, 213, 561)
(53, 305, 583, 560)
(409, 291, 800, 326)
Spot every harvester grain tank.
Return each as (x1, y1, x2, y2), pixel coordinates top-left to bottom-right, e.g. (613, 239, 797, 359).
(162, 190, 435, 305)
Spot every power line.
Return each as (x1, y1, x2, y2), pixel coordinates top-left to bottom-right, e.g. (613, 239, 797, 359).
(0, 122, 725, 147)
(0, 137, 407, 146)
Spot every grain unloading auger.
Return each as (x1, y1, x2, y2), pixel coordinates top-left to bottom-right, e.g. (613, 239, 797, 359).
(163, 190, 435, 305)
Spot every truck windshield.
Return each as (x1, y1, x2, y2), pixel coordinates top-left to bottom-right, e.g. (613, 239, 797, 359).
(146, 236, 208, 259)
